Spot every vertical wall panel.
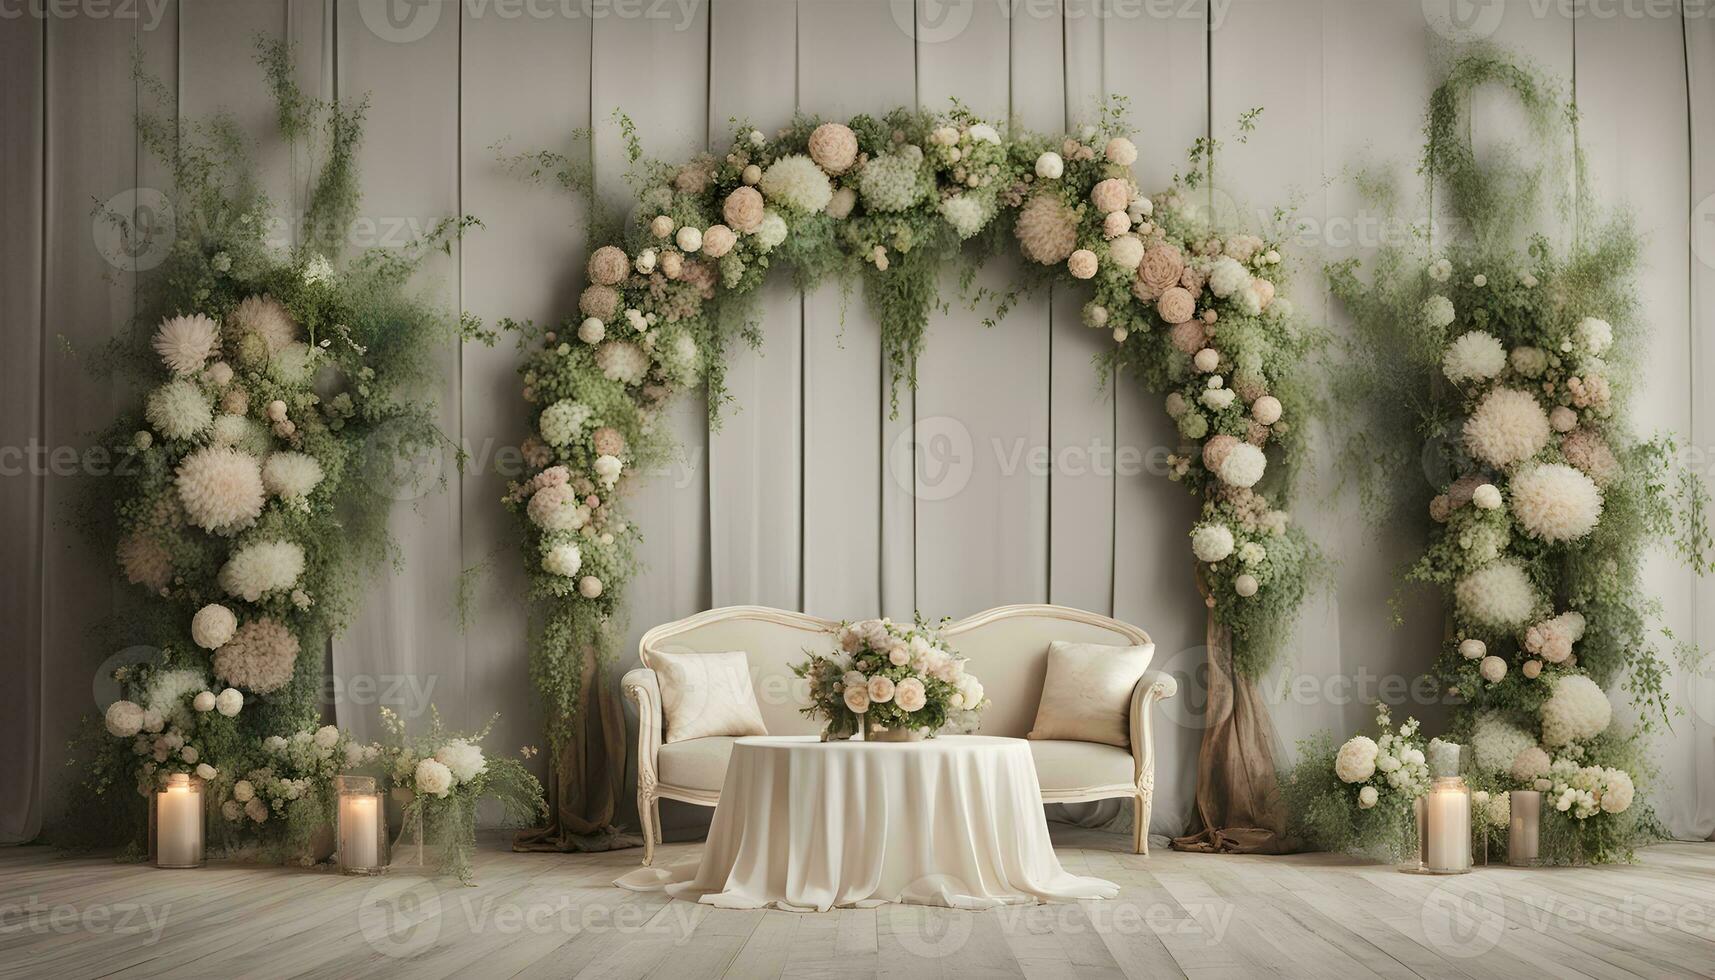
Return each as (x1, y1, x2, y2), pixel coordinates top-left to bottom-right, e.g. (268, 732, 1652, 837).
(178, 1, 290, 232)
(1212, 0, 1338, 759)
(1321, 0, 1440, 741)
(1688, 13, 1715, 842)
(458, 3, 593, 790)
(1576, 12, 1697, 840)
(40, 11, 147, 828)
(912, 0, 1049, 619)
(0, 14, 45, 844)
(708, 0, 803, 611)
(796, 0, 914, 619)
(332, 3, 465, 738)
(1037, 2, 1116, 617)
(589, 3, 713, 678)
(1103, 0, 1207, 837)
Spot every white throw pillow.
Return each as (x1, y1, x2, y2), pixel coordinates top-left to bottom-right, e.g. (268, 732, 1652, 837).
(651, 650, 769, 744)
(1027, 640, 1155, 748)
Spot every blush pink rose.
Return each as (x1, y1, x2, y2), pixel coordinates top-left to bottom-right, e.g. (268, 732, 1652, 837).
(1156, 286, 1196, 324)
(894, 677, 927, 712)
(1137, 244, 1185, 294)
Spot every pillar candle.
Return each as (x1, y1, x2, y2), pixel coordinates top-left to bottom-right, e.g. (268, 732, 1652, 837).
(340, 794, 380, 870)
(1508, 790, 1541, 866)
(155, 781, 203, 868)
(1424, 786, 1471, 872)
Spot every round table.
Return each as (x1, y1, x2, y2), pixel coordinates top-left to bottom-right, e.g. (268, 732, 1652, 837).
(615, 734, 1119, 912)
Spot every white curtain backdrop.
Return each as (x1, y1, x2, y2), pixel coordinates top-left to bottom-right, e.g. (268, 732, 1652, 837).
(4, 0, 1713, 844)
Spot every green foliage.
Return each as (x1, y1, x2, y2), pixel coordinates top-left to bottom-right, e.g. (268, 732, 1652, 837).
(1325, 45, 1708, 864)
(65, 40, 478, 859)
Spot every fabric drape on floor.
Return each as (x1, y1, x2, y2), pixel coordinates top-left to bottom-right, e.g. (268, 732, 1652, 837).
(513, 656, 639, 853)
(1171, 571, 1287, 854)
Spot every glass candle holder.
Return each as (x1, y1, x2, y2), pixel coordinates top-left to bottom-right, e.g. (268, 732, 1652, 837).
(149, 773, 206, 869)
(1411, 743, 1472, 875)
(1508, 790, 1542, 867)
(335, 775, 389, 875)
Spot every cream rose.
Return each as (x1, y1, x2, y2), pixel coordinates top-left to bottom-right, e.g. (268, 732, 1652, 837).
(1137, 244, 1185, 294)
(894, 677, 927, 712)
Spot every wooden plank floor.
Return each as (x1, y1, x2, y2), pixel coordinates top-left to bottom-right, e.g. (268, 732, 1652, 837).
(2, 829, 1713, 980)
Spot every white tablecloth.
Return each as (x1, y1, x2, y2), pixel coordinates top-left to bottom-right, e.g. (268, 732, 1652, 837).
(615, 734, 1119, 912)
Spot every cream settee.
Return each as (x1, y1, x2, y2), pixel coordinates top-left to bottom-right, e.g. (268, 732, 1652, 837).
(621, 604, 1177, 865)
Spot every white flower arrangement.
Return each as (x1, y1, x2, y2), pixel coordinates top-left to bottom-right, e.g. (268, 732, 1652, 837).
(793, 619, 984, 739)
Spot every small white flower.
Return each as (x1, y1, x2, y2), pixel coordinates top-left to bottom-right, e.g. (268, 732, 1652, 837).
(192, 691, 216, 713)
(1358, 785, 1379, 808)
(215, 688, 243, 717)
(1034, 151, 1064, 179)
(675, 226, 703, 253)
(577, 318, 605, 344)
(1472, 484, 1502, 510)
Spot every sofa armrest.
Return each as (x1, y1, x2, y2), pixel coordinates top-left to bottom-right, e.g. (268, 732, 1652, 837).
(1128, 669, 1178, 787)
(622, 667, 664, 783)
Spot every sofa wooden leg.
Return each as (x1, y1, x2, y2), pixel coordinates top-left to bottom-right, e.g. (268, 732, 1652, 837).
(639, 791, 657, 867)
(1134, 792, 1152, 856)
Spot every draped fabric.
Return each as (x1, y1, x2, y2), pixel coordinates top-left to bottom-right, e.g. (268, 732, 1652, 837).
(616, 736, 1118, 912)
(1171, 572, 1288, 855)
(513, 657, 640, 853)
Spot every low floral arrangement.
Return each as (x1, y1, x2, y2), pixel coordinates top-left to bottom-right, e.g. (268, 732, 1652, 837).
(508, 100, 1321, 771)
(380, 708, 545, 885)
(792, 619, 986, 740)
(1282, 705, 1430, 862)
(1326, 48, 1708, 864)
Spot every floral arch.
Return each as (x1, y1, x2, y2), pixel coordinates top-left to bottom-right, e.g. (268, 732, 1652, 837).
(508, 102, 1320, 850)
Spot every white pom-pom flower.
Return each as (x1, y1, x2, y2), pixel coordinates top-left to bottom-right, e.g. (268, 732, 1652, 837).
(191, 603, 238, 650)
(759, 154, 833, 213)
(146, 380, 214, 441)
(1455, 559, 1539, 630)
(153, 314, 222, 374)
(218, 539, 306, 602)
(1207, 257, 1250, 298)
(176, 446, 265, 535)
(1464, 387, 1551, 468)
(1216, 443, 1267, 488)
(1442, 330, 1507, 383)
(1511, 745, 1551, 782)
(262, 452, 325, 500)
(1191, 524, 1235, 563)
(1034, 151, 1064, 179)
(1509, 463, 1603, 542)
(215, 688, 243, 717)
(543, 542, 583, 578)
(1540, 674, 1612, 747)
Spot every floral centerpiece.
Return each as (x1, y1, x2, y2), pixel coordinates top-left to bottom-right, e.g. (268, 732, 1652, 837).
(792, 619, 986, 742)
(1282, 705, 1430, 862)
(379, 708, 545, 884)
